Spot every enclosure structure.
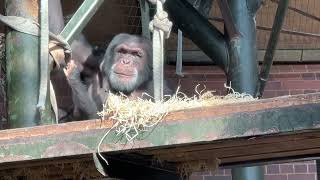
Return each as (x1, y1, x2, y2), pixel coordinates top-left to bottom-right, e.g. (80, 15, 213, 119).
(0, 93, 320, 179)
(0, 0, 318, 179)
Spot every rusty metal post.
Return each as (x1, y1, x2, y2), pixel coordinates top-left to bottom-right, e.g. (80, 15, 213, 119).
(5, 0, 53, 128)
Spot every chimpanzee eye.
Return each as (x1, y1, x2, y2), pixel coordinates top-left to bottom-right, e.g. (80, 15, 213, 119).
(118, 48, 127, 54)
(132, 51, 143, 58)
(137, 51, 143, 57)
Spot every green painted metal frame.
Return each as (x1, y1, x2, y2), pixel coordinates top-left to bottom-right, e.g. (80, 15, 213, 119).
(60, 0, 105, 43)
(5, 0, 54, 128)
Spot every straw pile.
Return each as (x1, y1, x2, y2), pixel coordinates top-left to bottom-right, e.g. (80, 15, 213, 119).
(98, 84, 257, 142)
(95, 84, 257, 171)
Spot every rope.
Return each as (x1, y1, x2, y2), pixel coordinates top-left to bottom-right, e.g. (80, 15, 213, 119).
(37, 0, 49, 117)
(149, 0, 172, 102)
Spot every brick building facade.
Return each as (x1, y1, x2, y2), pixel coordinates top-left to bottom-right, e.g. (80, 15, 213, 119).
(166, 64, 320, 180)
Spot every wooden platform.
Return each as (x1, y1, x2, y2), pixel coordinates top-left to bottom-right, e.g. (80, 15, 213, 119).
(1, 93, 320, 172)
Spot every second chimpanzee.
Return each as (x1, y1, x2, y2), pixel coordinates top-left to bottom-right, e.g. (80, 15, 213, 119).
(65, 33, 171, 119)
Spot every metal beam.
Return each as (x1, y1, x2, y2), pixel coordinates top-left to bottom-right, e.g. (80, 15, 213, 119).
(163, 0, 229, 70)
(257, 0, 289, 97)
(60, 0, 104, 43)
(0, 93, 320, 166)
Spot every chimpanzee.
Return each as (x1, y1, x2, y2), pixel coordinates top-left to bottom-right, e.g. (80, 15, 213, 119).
(64, 39, 106, 120)
(49, 0, 107, 121)
(65, 33, 172, 119)
(101, 33, 153, 95)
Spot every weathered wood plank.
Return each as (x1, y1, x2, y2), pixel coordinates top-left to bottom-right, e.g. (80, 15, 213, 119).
(151, 130, 320, 164)
(302, 50, 320, 62)
(0, 93, 320, 168)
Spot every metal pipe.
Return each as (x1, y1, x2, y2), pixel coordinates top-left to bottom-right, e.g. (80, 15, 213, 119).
(176, 29, 184, 76)
(217, 0, 240, 39)
(226, 0, 264, 179)
(163, 0, 229, 70)
(139, 0, 151, 39)
(6, 0, 40, 128)
(226, 0, 261, 96)
(232, 166, 264, 180)
(60, 0, 105, 43)
(257, 0, 289, 97)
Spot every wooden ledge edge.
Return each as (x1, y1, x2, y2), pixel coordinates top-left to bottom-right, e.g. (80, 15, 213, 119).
(0, 92, 319, 141)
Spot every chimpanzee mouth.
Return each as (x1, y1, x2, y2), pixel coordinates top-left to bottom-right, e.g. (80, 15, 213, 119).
(113, 71, 135, 77)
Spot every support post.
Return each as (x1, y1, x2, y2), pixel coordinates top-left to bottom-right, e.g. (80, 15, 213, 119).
(139, 0, 151, 39)
(5, 0, 53, 128)
(232, 166, 264, 180)
(225, 0, 262, 96)
(226, 0, 264, 179)
(257, 0, 289, 97)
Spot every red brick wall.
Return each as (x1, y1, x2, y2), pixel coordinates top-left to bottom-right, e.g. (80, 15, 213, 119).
(166, 64, 320, 180)
(166, 64, 320, 98)
(188, 161, 317, 180)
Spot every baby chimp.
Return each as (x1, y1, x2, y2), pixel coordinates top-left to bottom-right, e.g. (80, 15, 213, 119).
(101, 33, 153, 96)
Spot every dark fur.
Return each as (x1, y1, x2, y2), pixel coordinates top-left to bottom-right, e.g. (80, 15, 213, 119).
(66, 33, 171, 120)
(101, 33, 153, 95)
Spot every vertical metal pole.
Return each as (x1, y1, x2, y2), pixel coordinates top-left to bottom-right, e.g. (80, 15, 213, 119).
(226, 0, 261, 96)
(48, 0, 65, 34)
(176, 29, 184, 77)
(257, 0, 289, 97)
(139, 0, 151, 39)
(227, 0, 264, 179)
(5, 0, 41, 128)
(232, 166, 264, 180)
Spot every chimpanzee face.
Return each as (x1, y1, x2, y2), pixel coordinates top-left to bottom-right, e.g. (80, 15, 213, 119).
(101, 34, 152, 94)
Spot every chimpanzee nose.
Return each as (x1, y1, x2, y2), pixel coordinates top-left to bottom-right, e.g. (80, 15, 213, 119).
(121, 58, 131, 64)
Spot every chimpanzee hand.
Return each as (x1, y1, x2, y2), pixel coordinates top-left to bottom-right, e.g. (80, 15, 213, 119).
(64, 60, 83, 82)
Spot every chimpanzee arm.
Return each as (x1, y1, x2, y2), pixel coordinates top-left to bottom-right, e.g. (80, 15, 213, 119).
(65, 61, 99, 119)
